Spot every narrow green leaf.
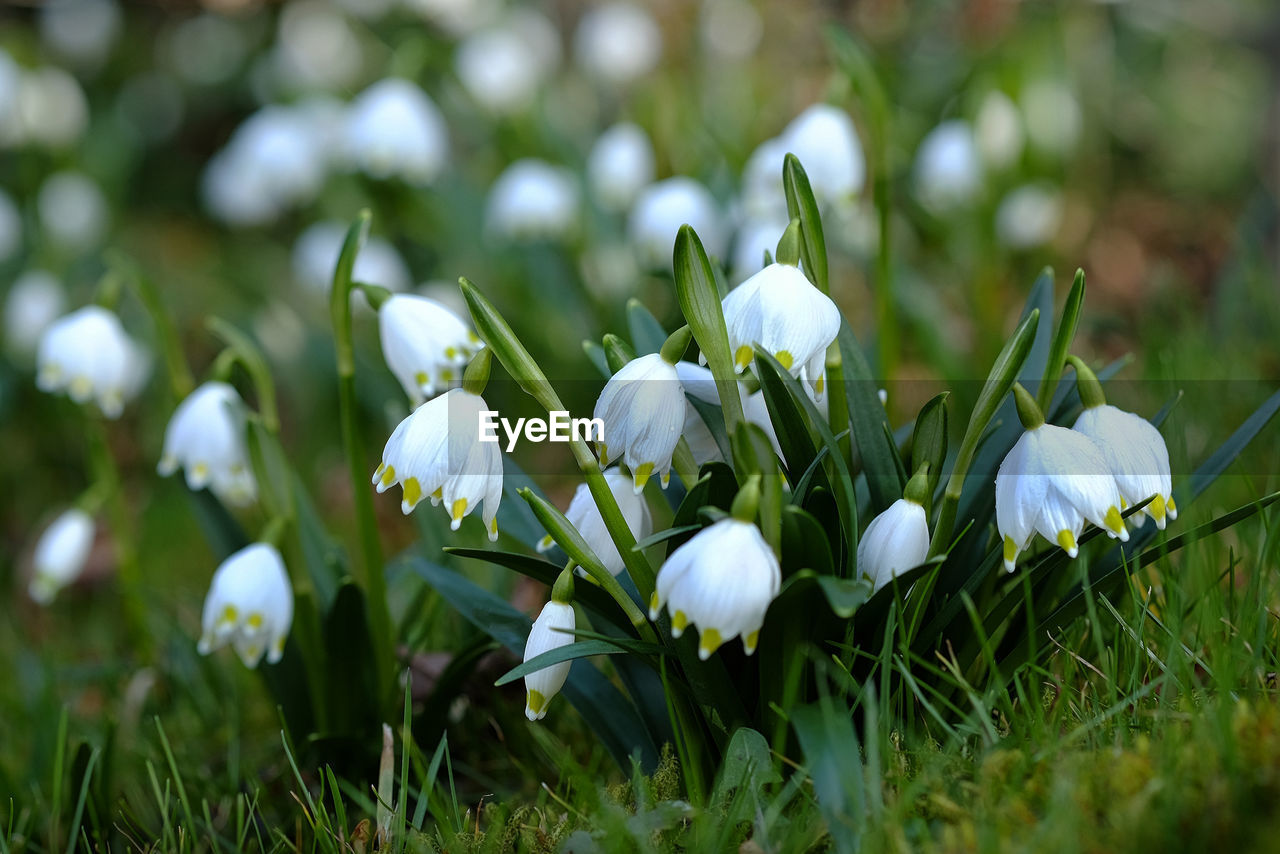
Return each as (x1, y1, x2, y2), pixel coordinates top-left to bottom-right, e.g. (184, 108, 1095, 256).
(1036, 268, 1084, 412)
(673, 226, 745, 431)
(782, 156, 829, 293)
(910, 392, 949, 509)
(494, 639, 661, 687)
(602, 333, 636, 374)
(835, 322, 900, 514)
(626, 298, 668, 355)
(792, 701, 865, 853)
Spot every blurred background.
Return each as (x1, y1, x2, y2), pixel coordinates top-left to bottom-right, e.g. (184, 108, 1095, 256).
(0, 0, 1277, 826)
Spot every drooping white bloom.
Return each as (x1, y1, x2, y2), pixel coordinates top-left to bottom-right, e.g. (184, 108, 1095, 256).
(650, 518, 780, 659)
(675, 361, 781, 464)
(4, 270, 64, 356)
(158, 381, 257, 507)
(730, 215, 789, 281)
(975, 90, 1024, 169)
(523, 600, 574, 720)
(537, 468, 653, 577)
(629, 177, 726, 268)
(36, 306, 149, 418)
(38, 171, 109, 251)
(40, 0, 122, 68)
(914, 120, 983, 213)
(700, 0, 763, 60)
(28, 509, 95, 605)
(1021, 79, 1081, 158)
(273, 0, 363, 92)
(587, 122, 654, 212)
(374, 388, 502, 540)
(782, 104, 865, 206)
(857, 498, 929, 593)
(292, 221, 412, 295)
(996, 424, 1129, 572)
(739, 136, 790, 221)
(455, 9, 560, 114)
(594, 353, 687, 493)
(343, 78, 449, 186)
(1072, 404, 1177, 530)
(198, 542, 294, 668)
(574, 2, 662, 85)
(721, 262, 840, 398)
(378, 294, 482, 405)
(15, 66, 88, 147)
(484, 159, 579, 242)
(995, 184, 1063, 250)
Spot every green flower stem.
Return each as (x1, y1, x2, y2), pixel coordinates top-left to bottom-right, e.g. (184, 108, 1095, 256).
(873, 167, 897, 384)
(105, 251, 195, 401)
(207, 317, 280, 434)
(330, 211, 394, 702)
(1036, 269, 1086, 413)
(824, 343, 850, 460)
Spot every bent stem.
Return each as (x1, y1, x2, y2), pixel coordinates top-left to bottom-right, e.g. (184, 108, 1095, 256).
(208, 317, 280, 434)
(105, 251, 195, 401)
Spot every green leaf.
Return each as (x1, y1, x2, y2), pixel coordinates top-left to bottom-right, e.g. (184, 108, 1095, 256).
(711, 728, 781, 809)
(782, 156, 829, 294)
(603, 333, 636, 374)
(583, 340, 610, 378)
(319, 583, 380, 741)
(780, 505, 836, 578)
(835, 322, 900, 515)
(460, 277, 562, 413)
(1183, 388, 1280, 503)
(730, 421, 784, 553)
(673, 225, 745, 431)
(754, 350, 820, 484)
(626, 298, 668, 355)
(792, 701, 865, 853)
(290, 472, 345, 611)
(494, 638, 662, 687)
(1037, 268, 1084, 411)
(816, 576, 876, 619)
(910, 393, 949, 508)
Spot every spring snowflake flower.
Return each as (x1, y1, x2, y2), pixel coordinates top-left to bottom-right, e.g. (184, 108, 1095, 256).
(629, 177, 726, 269)
(995, 184, 1063, 250)
(36, 305, 149, 418)
(537, 468, 653, 577)
(1072, 405, 1176, 530)
(455, 9, 560, 114)
(523, 598, 575, 721)
(28, 508, 94, 605)
(4, 270, 64, 357)
(739, 104, 864, 218)
(675, 361, 780, 465)
(587, 122, 654, 213)
(292, 221, 412, 295)
(15, 66, 89, 147)
(914, 120, 983, 213)
(975, 91, 1024, 169)
(343, 78, 449, 186)
(650, 517, 781, 659)
(40, 0, 121, 69)
(374, 388, 502, 540)
(484, 159, 579, 242)
(594, 353, 686, 493)
(379, 294, 482, 406)
(198, 542, 293, 668)
(158, 381, 257, 507)
(573, 2, 661, 85)
(37, 171, 109, 251)
(857, 468, 931, 593)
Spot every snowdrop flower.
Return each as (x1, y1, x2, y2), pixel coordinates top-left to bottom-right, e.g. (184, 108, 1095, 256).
(650, 479, 780, 658)
(5, 271, 64, 356)
(198, 542, 293, 668)
(588, 122, 655, 213)
(292, 221, 412, 295)
(343, 78, 449, 186)
(38, 171, 109, 251)
(455, 10, 560, 114)
(629, 177, 726, 268)
(721, 261, 840, 398)
(524, 588, 575, 721)
(16, 66, 88, 147)
(28, 509, 94, 605)
(857, 468, 930, 592)
(574, 2, 662, 85)
(594, 352, 687, 493)
(914, 120, 983, 213)
(995, 184, 1063, 250)
(40, 0, 122, 68)
(975, 91, 1024, 169)
(378, 294, 482, 405)
(374, 388, 502, 540)
(36, 306, 149, 418)
(158, 381, 256, 507)
(484, 159, 579, 242)
(537, 468, 653, 577)
(996, 385, 1128, 572)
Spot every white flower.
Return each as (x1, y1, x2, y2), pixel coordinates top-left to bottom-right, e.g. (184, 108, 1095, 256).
(729, 215, 789, 281)
(36, 305, 149, 418)
(1072, 404, 1177, 530)
(857, 498, 929, 593)
(699, 0, 763, 60)
(573, 2, 662, 85)
(1021, 79, 1081, 158)
(455, 10, 560, 114)
(37, 171, 109, 251)
(629, 176, 726, 269)
(537, 468, 653, 577)
(404, 0, 501, 35)
(975, 91, 1024, 169)
(40, 0, 121, 68)
(273, 0, 362, 92)
(198, 542, 294, 668)
(4, 270, 64, 357)
(29, 509, 94, 604)
(721, 262, 839, 398)
(15, 66, 89, 147)
(996, 424, 1129, 572)
(914, 120, 983, 213)
(292, 221, 412, 295)
(650, 518, 780, 659)
(995, 184, 1063, 250)
(675, 361, 780, 465)
(587, 122, 654, 212)
(374, 388, 502, 540)
(343, 78, 449, 186)
(378, 294, 482, 405)
(523, 599, 574, 720)
(781, 104, 865, 206)
(739, 136, 790, 220)
(158, 381, 257, 507)
(484, 159, 579, 242)
(593, 353, 686, 493)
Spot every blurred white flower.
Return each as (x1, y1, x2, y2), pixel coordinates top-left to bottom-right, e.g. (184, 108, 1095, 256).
(1072, 404, 1177, 530)
(995, 184, 1063, 250)
(650, 517, 780, 658)
(574, 2, 662, 85)
(914, 120, 983, 213)
(523, 599, 574, 721)
(403, 0, 501, 35)
(537, 468, 653, 577)
(485, 159, 579, 242)
(4, 270, 65, 357)
(455, 9, 560, 114)
(587, 122, 654, 213)
(975, 90, 1024, 169)
(379, 294, 482, 405)
(253, 300, 308, 365)
(0, 188, 22, 261)
(167, 14, 247, 86)
(38, 171, 109, 251)
(629, 176, 726, 269)
(292, 221, 412, 295)
(594, 353, 687, 493)
(343, 78, 449, 186)
(29, 509, 95, 605)
(1021, 79, 1081, 158)
(40, 0, 122, 68)
(198, 542, 294, 668)
(739, 136, 790, 220)
(36, 305, 149, 418)
(857, 498, 929, 593)
(782, 104, 865, 206)
(374, 388, 503, 539)
(729, 215, 789, 281)
(274, 0, 362, 93)
(577, 242, 641, 300)
(158, 381, 257, 507)
(700, 0, 762, 60)
(16, 66, 89, 148)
